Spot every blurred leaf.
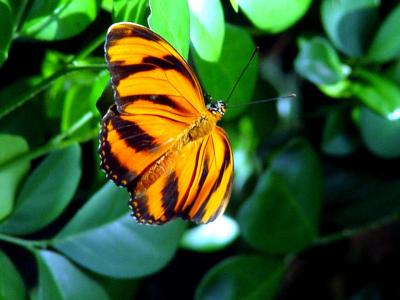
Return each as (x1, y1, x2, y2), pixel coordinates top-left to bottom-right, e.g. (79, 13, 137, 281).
(367, 5, 400, 62)
(0, 249, 26, 300)
(181, 215, 239, 252)
(189, 0, 225, 62)
(295, 36, 350, 85)
(351, 69, 400, 120)
(321, 0, 379, 57)
(113, 0, 148, 24)
(53, 183, 186, 278)
(195, 255, 284, 300)
(239, 0, 311, 33)
(238, 139, 321, 253)
(230, 0, 238, 12)
(36, 250, 109, 300)
(322, 108, 358, 156)
(96, 276, 138, 300)
(0, 134, 30, 221)
(193, 24, 258, 120)
(20, 0, 101, 40)
(360, 107, 400, 158)
(0, 144, 81, 234)
(0, 0, 25, 66)
(148, 0, 189, 59)
(101, 0, 112, 12)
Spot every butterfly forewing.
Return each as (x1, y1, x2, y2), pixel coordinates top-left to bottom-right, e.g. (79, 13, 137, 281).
(100, 22, 234, 224)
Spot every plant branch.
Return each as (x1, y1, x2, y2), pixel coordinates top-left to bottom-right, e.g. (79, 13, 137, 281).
(0, 233, 50, 250)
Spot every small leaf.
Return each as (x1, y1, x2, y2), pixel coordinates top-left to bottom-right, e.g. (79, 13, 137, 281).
(295, 36, 349, 85)
(20, 0, 101, 40)
(53, 183, 186, 278)
(189, 0, 225, 62)
(0, 134, 30, 221)
(321, 0, 379, 57)
(0, 249, 26, 300)
(367, 5, 400, 62)
(322, 108, 358, 156)
(0, 144, 81, 234)
(112, 0, 148, 24)
(360, 107, 400, 158)
(193, 24, 258, 120)
(36, 250, 109, 300)
(181, 215, 239, 252)
(195, 255, 284, 300)
(148, 0, 190, 59)
(238, 139, 321, 253)
(239, 0, 312, 33)
(351, 69, 400, 120)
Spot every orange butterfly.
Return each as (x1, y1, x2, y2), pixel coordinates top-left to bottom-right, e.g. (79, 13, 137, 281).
(99, 22, 233, 225)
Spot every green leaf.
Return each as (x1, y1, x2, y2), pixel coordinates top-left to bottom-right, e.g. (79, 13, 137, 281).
(148, 0, 190, 59)
(53, 183, 186, 278)
(239, 0, 312, 33)
(0, 135, 30, 221)
(181, 215, 239, 252)
(189, 0, 225, 62)
(0, 249, 26, 300)
(295, 36, 350, 85)
(0, 0, 25, 66)
(36, 250, 109, 300)
(20, 0, 101, 40)
(113, 0, 148, 24)
(322, 108, 358, 156)
(360, 107, 400, 158)
(193, 24, 258, 120)
(367, 4, 400, 62)
(321, 0, 379, 57)
(230, 0, 238, 12)
(351, 69, 400, 120)
(0, 144, 81, 234)
(195, 255, 284, 300)
(238, 139, 321, 253)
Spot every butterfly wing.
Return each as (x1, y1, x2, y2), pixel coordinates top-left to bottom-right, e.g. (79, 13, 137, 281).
(100, 22, 205, 188)
(130, 126, 233, 224)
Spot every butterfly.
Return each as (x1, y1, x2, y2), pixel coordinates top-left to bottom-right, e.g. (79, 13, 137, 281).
(99, 22, 233, 225)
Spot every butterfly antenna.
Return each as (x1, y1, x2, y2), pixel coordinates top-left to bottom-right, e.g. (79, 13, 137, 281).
(228, 93, 296, 108)
(225, 46, 259, 102)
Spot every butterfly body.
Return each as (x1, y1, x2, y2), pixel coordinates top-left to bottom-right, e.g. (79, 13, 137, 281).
(100, 22, 233, 225)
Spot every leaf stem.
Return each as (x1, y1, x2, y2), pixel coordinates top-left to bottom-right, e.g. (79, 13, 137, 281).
(0, 233, 50, 250)
(315, 212, 400, 246)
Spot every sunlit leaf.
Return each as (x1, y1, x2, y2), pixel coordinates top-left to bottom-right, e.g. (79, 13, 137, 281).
(195, 255, 284, 300)
(189, 0, 225, 62)
(36, 250, 109, 300)
(148, 0, 189, 59)
(239, 0, 312, 33)
(0, 134, 30, 221)
(0, 144, 81, 234)
(53, 183, 186, 278)
(113, 0, 148, 24)
(20, 0, 101, 40)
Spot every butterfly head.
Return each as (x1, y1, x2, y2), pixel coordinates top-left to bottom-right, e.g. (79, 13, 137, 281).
(207, 100, 226, 120)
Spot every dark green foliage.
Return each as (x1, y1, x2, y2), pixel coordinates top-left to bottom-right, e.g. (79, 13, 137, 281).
(0, 0, 399, 299)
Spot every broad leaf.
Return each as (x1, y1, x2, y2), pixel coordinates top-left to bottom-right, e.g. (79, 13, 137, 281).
(321, 0, 379, 57)
(0, 249, 26, 300)
(189, 0, 225, 62)
(53, 183, 186, 278)
(239, 0, 312, 33)
(193, 24, 258, 120)
(0, 134, 30, 221)
(148, 0, 190, 59)
(36, 250, 109, 300)
(113, 0, 148, 24)
(195, 255, 284, 300)
(0, 144, 81, 234)
(20, 0, 101, 40)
